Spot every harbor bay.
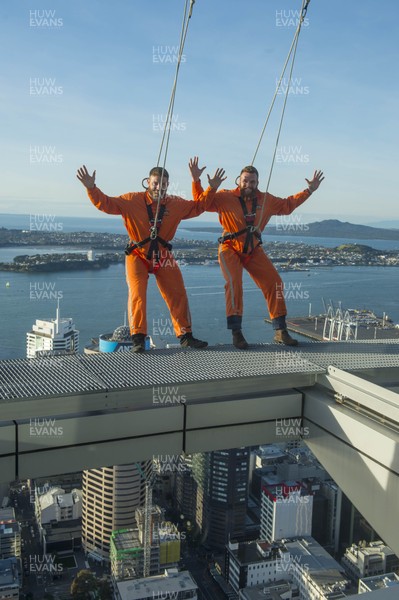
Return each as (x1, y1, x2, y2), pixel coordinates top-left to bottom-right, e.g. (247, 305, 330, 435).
(1, 261, 398, 360)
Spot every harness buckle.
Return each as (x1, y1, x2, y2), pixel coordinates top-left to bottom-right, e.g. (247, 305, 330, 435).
(149, 227, 158, 240)
(125, 241, 134, 256)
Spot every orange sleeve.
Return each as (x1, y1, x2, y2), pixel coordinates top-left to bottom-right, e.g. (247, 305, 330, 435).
(177, 185, 217, 220)
(268, 189, 312, 216)
(191, 180, 219, 213)
(86, 186, 129, 215)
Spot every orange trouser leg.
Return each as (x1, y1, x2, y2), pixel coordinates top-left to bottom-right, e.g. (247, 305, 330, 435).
(219, 246, 244, 318)
(245, 246, 287, 320)
(125, 255, 149, 335)
(155, 253, 192, 337)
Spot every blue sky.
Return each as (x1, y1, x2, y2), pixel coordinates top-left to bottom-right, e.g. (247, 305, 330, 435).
(1, 0, 398, 225)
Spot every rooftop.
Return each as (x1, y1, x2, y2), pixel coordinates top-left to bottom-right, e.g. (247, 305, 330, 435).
(285, 537, 348, 586)
(115, 569, 197, 600)
(360, 573, 399, 591)
(228, 540, 288, 566)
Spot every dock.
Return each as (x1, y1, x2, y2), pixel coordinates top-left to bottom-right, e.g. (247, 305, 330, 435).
(264, 315, 399, 341)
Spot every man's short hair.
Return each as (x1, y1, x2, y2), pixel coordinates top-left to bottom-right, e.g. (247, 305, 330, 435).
(149, 167, 169, 180)
(240, 165, 259, 178)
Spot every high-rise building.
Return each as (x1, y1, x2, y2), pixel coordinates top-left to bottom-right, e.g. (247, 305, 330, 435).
(81, 462, 152, 563)
(319, 480, 342, 553)
(26, 304, 79, 358)
(175, 454, 199, 528)
(260, 476, 313, 542)
(192, 448, 249, 548)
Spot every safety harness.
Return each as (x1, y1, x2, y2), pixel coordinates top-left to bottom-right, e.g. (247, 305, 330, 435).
(125, 199, 172, 273)
(218, 196, 262, 260)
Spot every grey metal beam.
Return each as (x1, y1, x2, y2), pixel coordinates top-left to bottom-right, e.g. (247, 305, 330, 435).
(0, 388, 304, 482)
(302, 378, 399, 556)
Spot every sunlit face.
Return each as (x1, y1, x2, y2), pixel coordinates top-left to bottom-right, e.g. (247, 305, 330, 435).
(239, 172, 258, 197)
(147, 175, 169, 201)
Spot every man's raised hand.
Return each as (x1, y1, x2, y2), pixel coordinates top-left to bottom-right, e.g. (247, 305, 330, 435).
(189, 156, 206, 182)
(77, 165, 96, 189)
(208, 168, 227, 190)
(305, 170, 324, 193)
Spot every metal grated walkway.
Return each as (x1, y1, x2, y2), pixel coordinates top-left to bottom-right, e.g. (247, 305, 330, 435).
(1, 340, 399, 402)
(0, 344, 327, 401)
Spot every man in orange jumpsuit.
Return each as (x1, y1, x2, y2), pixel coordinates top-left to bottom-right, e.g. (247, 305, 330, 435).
(190, 160, 324, 347)
(77, 161, 226, 352)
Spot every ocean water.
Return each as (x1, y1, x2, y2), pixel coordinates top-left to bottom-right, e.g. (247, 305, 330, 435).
(1, 263, 398, 360)
(1, 214, 399, 359)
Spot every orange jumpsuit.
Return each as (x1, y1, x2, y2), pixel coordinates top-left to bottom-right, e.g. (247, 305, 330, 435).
(87, 185, 216, 336)
(192, 181, 312, 329)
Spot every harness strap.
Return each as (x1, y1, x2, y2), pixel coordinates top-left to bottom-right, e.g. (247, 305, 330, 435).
(218, 196, 262, 256)
(124, 200, 172, 273)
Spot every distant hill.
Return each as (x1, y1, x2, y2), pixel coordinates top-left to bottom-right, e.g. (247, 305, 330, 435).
(185, 220, 399, 240)
(266, 219, 399, 240)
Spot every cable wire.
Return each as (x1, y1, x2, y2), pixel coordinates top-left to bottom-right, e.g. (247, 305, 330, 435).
(254, 0, 310, 231)
(152, 0, 196, 231)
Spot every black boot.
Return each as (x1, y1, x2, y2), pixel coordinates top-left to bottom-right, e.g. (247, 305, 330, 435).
(131, 333, 146, 353)
(232, 329, 249, 349)
(179, 332, 208, 349)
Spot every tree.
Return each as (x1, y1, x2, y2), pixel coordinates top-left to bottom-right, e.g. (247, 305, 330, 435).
(70, 570, 98, 599)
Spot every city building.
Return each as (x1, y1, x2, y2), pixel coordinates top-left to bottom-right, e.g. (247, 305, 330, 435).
(33, 485, 82, 553)
(342, 540, 399, 581)
(0, 509, 15, 523)
(110, 528, 159, 581)
(175, 455, 199, 526)
(251, 445, 342, 550)
(285, 537, 350, 600)
(0, 557, 20, 600)
(0, 519, 21, 560)
(260, 475, 313, 542)
(81, 461, 152, 562)
(114, 568, 197, 600)
(42, 522, 81, 555)
(191, 448, 249, 548)
(358, 572, 399, 593)
(110, 503, 182, 583)
(26, 304, 79, 358)
(35, 486, 82, 525)
(319, 480, 342, 553)
(226, 540, 291, 593)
